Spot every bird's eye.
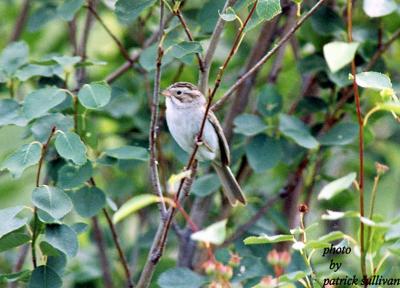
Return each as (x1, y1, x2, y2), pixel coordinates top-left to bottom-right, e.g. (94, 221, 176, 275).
(176, 90, 182, 95)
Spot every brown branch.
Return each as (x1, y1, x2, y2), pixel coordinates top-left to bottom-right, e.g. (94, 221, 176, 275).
(222, 196, 281, 246)
(76, 0, 97, 87)
(85, 4, 134, 64)
(149, 0, 167, 216)
(174, 8, 204, 72)
(346, 0, 367, 281)
(92, 217, 113, 288)
(88, 178, 133, 287)
(103, 208, 133, 288)
(365, 27, 400, 71)
(141, 1, 258, 271)
(9, 245, 29, 288)
(105, 14, 174, 84)
(9, 0, 30, 43)
(212, 0, 328, 111)
(199, 0, 238, 93)
(32, 126, 57, 268)
(222, 17, 280, 141)
(68, 18, 78, 56)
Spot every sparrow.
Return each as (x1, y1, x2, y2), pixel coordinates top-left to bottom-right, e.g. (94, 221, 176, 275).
(162, 82, 246, 206)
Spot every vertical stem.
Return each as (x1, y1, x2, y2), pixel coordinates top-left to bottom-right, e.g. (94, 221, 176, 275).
(346, 0, 367, 281)
(103, 208, 133, 288)
(31, 126, 57, 268)
(91, 217, 113, 288)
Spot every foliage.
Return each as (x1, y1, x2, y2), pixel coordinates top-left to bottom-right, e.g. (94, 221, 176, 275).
(1, 0, 400, 287)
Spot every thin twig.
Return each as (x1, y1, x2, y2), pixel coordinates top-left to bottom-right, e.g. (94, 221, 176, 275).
(222, 196, 281, 246)
(212, 0, 328, 111)
(365, 28, 400, 71)
(146, 0, 258, 267)
(9, 0, 30, 43)
(32, 126, 57, 268)
(85, 4, 134, 64)
(103, 208, 133, 288)
(149, 0, 167, 216)
(346, 0, 367, 282)
(173, 7, 204, 72)
(105, 14, 174, 84)
(92, 217, 113, 288)
(199, 0, 238, 93)
(89, 178, 133, 287)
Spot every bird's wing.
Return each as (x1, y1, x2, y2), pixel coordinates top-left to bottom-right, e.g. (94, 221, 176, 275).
(207, 111, 230, 166)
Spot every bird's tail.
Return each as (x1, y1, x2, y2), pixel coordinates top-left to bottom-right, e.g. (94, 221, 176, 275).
(212, 163, 246, 206)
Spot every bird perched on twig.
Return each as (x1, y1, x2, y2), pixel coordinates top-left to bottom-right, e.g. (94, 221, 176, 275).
(162, 82, 246, 206)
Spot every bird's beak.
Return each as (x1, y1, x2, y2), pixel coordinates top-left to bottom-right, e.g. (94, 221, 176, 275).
(161, 89, 171, 97)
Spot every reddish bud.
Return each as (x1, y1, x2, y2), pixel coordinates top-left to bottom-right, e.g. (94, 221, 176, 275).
(202, 260, 216, 275)
(258, 276, 278, 288)
(228, 253, 241, 267)
(298, 203, 309, 213)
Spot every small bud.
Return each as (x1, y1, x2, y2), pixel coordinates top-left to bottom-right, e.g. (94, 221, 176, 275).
(202, 260, 216, 275)
(298, 203, 309, 213)
(375, 162, 389, 175)
(258, 276, 278, 288)
(277, 250, 291, 267)
(380, 88, 394, 101)
(267, 249, 280, 266)
(228, 253, 241, 267)
(216, 263, 233, 280)
(208, 281, 223, 288)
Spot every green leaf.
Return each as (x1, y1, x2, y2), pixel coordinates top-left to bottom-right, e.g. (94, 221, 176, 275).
(55, 131, 87, 165)
(279, 271, 308, 282)
(15, 64, 55, 81)
(192, 174, 221, 197)
(321, 210, 359, 221)
(279, 114, 319, 149)
(363, 0, 397, 17)
(57, 0, 84, 21)
(310, 6, 344, 36)
(257, 85, 283, 116)
(0, 231, 30, 252)
(318, 172, 356, 200)
(115, 0, 156, 24)
(78, 83, 111, 109)
(0, 206, 26, 238)
(355, 71, 392, 90)
(0, 99, 28, 127)
(52, 55, 81, 67)
(47, 253, 67, 275)
(246, 134, 282, 172)
(247, 0, 281, 31)
(0, 41, 29, 75)
(0, 270, 31, 284)
(257, 0, 282, 21)
(113, 194, 160, 223)
(28, 266, 62, 288)
(30, 114, 73, 143)
(37, 209, 61, 224)
(233, 114, 267, 136)
(244, 234, 294, 245)
(45, 224, 78, 257)
(1, 142, 42, 178)
(23, 87, 68, 121)
(57, 161, 93, 189)
(319, 123, 358, 146)
(219, 7, 237, 21)
(28, 5, 57, 32)
(102, 87, 139, 118)
(323, 42, 359, 73)
(158, 268, 207, 288)
(71, 186, 106, 218)
(317, 231, 345, 243)
(105, 146, 148, 161)
(168, 41, 202, 59)
(32, 185, 73, 219)
(191, 219, 227, 245)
